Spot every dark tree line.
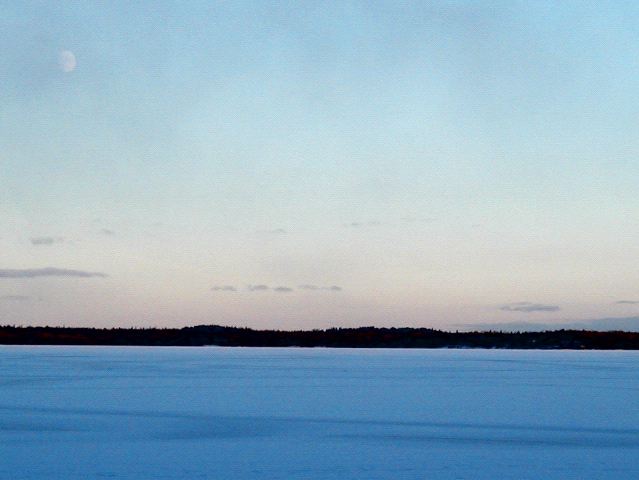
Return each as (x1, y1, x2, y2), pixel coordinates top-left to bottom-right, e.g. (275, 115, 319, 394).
(1, 324, 638, 349)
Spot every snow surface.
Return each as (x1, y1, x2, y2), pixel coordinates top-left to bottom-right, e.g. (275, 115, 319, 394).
(1, 347, 638, 479)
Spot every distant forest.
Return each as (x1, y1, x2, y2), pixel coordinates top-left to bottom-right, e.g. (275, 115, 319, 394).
(1, 325, 638, 349)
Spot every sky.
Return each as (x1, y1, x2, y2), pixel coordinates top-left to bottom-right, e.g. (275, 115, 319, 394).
(2, 1, 639, 330)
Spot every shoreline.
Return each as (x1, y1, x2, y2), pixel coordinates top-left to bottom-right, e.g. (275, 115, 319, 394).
(2, 324, 638, 349)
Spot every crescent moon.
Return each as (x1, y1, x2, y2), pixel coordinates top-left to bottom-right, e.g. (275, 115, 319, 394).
(58, 50, 77, 72)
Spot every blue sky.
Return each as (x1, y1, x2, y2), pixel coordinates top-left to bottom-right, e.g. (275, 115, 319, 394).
(2, 1, 639, 329)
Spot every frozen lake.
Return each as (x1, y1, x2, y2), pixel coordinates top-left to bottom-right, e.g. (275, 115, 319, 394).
(1, 347, 638, 479)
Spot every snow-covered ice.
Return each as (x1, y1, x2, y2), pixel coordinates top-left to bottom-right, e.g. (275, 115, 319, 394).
(1, 347, 638, 479)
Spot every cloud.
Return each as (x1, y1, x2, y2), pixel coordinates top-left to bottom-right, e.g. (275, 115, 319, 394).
(212, 284, 342, 293)
(247, 284, 269, 291)
(500, 302, 560, 313)
(273, 286, 293, 292)
(30, 236, 64, 246)
(343, 221, 381, 228)
(0, 268, 107, 279)
(615, 300, 639, 305)
(100, 229, 115, 236)
(298, 284, 342, 291)
(211, 286, 237, 292)
(0, 295, 31, 301)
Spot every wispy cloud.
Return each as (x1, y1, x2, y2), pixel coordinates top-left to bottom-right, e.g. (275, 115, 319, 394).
(615, 300, 639, 305)
(343, 221, 381, 228)
(273, 286, 293, 292)
(299, 284, 342, 291)
(211, 286, 237, 292)
(211, 284, 343, 293)
(247, 284, 269, 291)
(0, 268, 107, 279)
(500, 302, 560, 313)
(30, 236, 64, 246)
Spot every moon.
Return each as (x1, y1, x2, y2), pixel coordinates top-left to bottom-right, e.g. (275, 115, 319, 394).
(58, 50, 77, 72)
